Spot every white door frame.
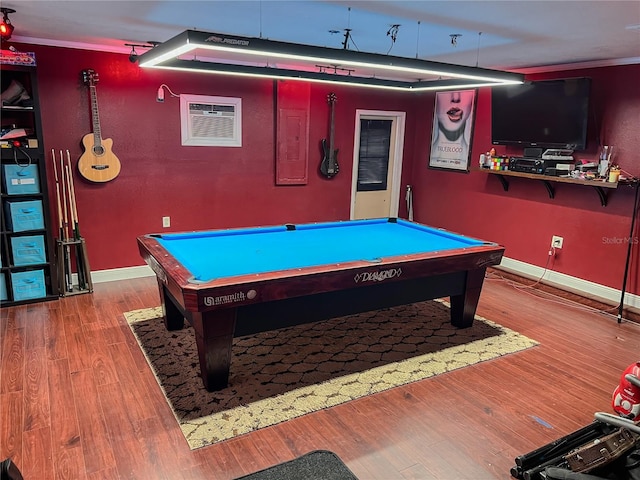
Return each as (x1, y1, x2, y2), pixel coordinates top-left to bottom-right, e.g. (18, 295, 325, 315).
(350, 109, 406, 219)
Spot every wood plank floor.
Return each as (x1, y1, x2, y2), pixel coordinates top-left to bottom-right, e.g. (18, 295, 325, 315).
(1, 273, 639, 480)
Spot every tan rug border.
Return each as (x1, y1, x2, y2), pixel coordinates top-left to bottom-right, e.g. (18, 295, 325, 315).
(124, 304, 538, 449)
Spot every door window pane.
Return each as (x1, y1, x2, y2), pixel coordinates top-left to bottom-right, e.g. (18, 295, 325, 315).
(357, 119, 392, 192)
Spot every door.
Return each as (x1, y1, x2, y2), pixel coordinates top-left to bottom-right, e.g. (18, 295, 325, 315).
(351, 110, 406, 219)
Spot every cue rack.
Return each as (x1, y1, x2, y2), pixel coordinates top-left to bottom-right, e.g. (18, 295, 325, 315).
(52, 149, 93, 296)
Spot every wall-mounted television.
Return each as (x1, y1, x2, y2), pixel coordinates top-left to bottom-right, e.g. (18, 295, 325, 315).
(491, 77, 591, 151)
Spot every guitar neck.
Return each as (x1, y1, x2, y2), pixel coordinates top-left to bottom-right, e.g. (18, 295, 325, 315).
(329, 101, 336, 152)
(89, 85, 102, 146)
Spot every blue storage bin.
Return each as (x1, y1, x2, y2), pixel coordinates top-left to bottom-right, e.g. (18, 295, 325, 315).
(3, 164, 40, 195)
(4, 200, 44, 232)
(11, 235, 46, 266)
(11, 269, 46, 301)
(0, 274, 7, 301)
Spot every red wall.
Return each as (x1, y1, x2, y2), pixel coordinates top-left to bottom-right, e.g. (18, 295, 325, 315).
(26, 45, 419, 271)
(410, 64, 640, 293)
(25, 44, 640, 295)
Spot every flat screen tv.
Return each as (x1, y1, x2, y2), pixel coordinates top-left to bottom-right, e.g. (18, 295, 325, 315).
(491, 77, 591, 151)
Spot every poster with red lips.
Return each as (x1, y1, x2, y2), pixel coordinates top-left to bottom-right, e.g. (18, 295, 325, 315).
(429, 89, 477, 172)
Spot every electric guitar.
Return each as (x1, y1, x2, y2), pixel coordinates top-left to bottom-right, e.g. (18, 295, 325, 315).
(78, 69, 121, 182)
(320, 93, 339, 178)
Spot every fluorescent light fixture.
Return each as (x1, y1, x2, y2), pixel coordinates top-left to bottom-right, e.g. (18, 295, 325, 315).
(139, 30, 524, 92)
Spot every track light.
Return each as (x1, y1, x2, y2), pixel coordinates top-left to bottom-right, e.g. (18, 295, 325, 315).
(128, 45, 139, 63)
(125, 42, 160, 63)
(0, 8, 16, 42)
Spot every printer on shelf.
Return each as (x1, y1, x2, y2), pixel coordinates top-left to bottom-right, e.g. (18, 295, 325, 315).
(544, 161, 576, 177)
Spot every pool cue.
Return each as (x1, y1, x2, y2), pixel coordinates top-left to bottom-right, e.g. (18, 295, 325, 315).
(65, 156, 86, 290)
(52, 149, 70, 293)
(59, 150, 73, 292)
(617, 179, 640, 323)
(65, 150, 81, 239)
(52, 149, 64, 239)
(66, 149, 85, 288)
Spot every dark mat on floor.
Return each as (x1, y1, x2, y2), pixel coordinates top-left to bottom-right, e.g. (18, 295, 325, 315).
(125, 302, 537, 449)
(235, 450, 358, 480)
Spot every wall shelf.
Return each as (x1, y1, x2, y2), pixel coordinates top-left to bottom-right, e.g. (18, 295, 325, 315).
(479, 168, 621, 206)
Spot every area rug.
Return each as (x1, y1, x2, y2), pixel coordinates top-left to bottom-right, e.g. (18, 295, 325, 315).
(234, 450, 357, 480)
(124, 300, 538, 449)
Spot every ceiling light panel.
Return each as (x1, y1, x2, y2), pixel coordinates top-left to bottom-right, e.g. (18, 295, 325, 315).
(139, 30, 524, 91)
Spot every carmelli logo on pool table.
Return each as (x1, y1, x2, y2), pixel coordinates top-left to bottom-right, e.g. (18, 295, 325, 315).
(204, 289, 257, 307)
(354, 268, 402, 283)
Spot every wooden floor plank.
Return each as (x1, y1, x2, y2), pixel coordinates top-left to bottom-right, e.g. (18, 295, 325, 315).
(48, 358, 81, 451)
(45, 306, 69, 361)
(86, 466, 119, 480)
(70, 369, 117, 474)
(52, 445, 87, 480)
(0, 391, 23, 467)
(63, 313, 93, 374)
(96, 381, 153, 480)
(137, 415, 197, 480)
(22, 426, 54, 480)
(0, 326, 24, 394)
(23, 311, 46, 351)
(106, 341, 159, 421)
(23, 347, 50, 432)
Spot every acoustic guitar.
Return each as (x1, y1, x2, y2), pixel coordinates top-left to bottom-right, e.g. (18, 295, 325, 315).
(320, 93, 339, 178)
(78, 69, 121, 182)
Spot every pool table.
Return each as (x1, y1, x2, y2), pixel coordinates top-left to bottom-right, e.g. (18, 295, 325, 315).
(137, 218, 504, 391)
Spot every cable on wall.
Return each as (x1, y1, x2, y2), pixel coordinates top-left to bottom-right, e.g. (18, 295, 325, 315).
(156, 84, 180, 102)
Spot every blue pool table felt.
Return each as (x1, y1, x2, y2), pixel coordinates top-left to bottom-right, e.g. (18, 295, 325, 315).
(155, 218, 487, 282)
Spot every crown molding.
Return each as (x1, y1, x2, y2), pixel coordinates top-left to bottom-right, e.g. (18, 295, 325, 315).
(11, 35, 640, 76)
(11, 35, 131, 55)
(515, 57, 640, 74)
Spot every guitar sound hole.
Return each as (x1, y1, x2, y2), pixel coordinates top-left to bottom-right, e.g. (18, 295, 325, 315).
(92, 146, 105, 156)
(91, 165, 109, 170)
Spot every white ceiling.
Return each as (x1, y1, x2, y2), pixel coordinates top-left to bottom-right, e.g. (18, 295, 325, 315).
(3, 0, 640, 73)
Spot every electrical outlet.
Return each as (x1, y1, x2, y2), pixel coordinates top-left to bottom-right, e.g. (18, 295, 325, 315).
(162, 216, 170, 228)
(551, 235, 563, 249)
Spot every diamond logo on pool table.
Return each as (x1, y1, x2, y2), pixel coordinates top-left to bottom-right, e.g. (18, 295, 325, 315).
(354, 267, 402, 283)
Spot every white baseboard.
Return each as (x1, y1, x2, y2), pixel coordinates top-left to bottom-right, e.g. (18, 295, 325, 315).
(497, 257, 640, 309)
(87, 258, 640, 310)
(90, 265, 155, 283)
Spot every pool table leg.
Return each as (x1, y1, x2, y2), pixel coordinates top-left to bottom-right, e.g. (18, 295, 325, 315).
(190, 309, 237, 392)
(450, 268, 486, 328)
(156, 280, 236, 391)
(156, 281, 185, 330)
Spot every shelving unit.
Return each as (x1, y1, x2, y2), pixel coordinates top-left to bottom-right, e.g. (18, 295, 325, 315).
(479, 168, 621, 207)
(1, 63, 58, 305)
